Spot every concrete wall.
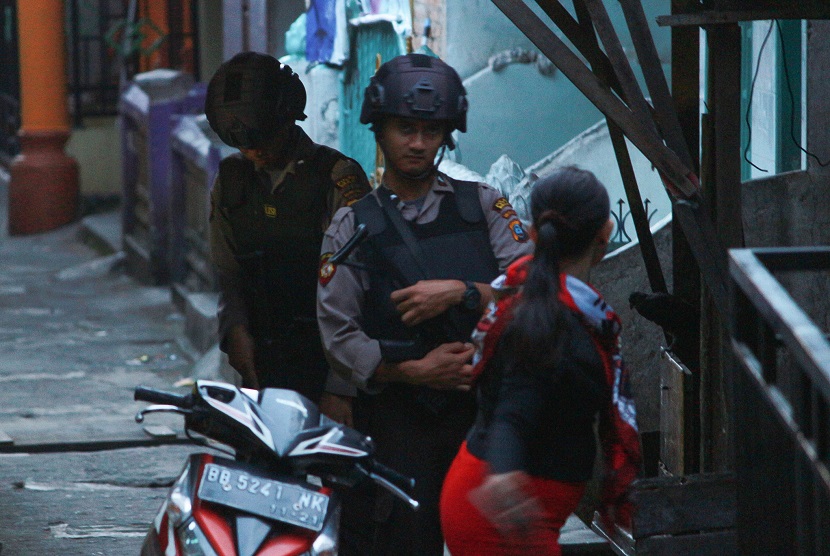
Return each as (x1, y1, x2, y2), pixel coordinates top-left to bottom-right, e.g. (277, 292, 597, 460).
(280, 55, 341, 149)
(444, 0, 671, 80)
(268, 0, 306, 58)
(413, 0, 445, 56)
(742, 170, 830, 331)
(740, 20, 830, 333)
(444, 0, 546, 79)
(592, 217, 673, 434)
(66, 117, 121, 196)
(453, 0, 672, 175)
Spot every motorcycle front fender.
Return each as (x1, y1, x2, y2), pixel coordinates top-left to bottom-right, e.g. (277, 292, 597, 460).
(140, 527, 165, 556)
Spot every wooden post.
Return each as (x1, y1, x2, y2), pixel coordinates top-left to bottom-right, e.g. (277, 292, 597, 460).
(8, 0, 79, 235)
(701, 23, 743, 473)
(407, 0, 416, 53)
(669, 0, 702, 471)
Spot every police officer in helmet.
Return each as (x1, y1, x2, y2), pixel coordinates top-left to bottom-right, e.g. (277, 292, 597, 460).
(317, 53, 533, 555)
(206, 52, 371, 404)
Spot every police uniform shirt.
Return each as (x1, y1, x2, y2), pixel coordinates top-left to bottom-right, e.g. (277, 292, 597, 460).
(209, 128, 371, 362)
(317, 173, 534, 395)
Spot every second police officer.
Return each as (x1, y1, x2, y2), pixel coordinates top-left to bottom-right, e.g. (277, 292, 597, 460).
(206, 52, 371, 405)
(317, 53, 533, 555)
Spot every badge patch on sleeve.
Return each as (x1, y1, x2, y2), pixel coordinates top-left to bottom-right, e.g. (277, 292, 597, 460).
(263, 204, 277, 218)
(319, 252, 336, 286)
(335, 173, 369, 206)
(508, 219, 529, 243)
(336, 175, 358, 189)
(502, 209, 518, 220)
(493, 197, 512, 212)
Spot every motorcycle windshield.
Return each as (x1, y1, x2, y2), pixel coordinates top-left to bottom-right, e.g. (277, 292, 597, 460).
(256, 388, 322, 455)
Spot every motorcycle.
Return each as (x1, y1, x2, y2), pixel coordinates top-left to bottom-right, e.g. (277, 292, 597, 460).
(134, 380, 419, 556)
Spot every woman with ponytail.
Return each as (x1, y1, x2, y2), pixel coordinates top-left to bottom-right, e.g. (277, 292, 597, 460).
(440, 167, 642, 555)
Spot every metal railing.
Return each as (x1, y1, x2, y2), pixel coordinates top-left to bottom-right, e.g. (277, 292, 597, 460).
(0, 0, 19, 160)
(730, 246, 830, 555)
(609, 196, 659, 246)
(0, 92, 19, 159)
(67, 0, 200, 126)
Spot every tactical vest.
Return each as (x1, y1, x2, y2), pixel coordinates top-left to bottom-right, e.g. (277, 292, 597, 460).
(219, 146, 341, 341)
(353, 179, 500, 352)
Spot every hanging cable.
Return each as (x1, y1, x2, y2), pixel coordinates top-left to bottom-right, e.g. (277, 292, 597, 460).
(776, 20, 830, 167)
(743, 20, 775, 173)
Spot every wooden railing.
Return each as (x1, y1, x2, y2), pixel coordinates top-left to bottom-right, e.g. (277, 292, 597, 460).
(730, 246, 830, 554)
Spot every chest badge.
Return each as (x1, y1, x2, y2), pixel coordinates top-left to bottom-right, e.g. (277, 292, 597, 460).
(319, 252, 336, 286)
(263, 204, 277, 218)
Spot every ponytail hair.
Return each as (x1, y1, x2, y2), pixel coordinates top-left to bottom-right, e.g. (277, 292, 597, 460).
(504, 166, 610, 373)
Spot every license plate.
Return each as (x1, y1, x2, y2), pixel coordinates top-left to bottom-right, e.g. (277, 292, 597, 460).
(198, 463, 329, 532)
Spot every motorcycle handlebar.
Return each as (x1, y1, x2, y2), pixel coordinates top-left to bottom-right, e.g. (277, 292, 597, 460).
(134, 386, 194, 408)
(372, 460, 415, 494)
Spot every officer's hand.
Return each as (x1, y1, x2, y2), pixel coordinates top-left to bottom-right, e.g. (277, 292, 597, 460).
(391, 280, 466, 326)
(404, 342, 475, 390)
(227, 325, 259, 389)
(319, 393, 354, 427)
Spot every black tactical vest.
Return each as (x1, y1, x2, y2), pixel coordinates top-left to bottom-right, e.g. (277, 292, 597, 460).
(219, 146, 341, 341)
(353, 179, 500, 351)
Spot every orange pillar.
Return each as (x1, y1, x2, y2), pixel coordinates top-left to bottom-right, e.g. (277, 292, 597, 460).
(144, 0, 170, 71)
(9, 0, 79, 235)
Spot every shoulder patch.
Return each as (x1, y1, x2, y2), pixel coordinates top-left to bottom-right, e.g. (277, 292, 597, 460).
(319, 252, 336, 286)
(493, 197, 512, 212)
(501, 209, 518, 220)
(333, 161, 371, 207)
(508, 219, 529, 243)
(336, 174, 358, 189)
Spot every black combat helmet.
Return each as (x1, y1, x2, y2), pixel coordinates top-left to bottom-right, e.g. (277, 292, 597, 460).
(360, 53, 468, 147)
(205, 52, 307, 149)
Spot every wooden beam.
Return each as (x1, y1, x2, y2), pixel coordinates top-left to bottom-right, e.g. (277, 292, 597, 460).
(490, 0, 697, 197)
(672, 199, 730, 309)
(630, 472, 736, 538)
(657, 9, 830, 27)
(571, 0, 667, 294)
(494, 0, 730, 310)
(581, 0, 657, 135)
(636, 530, 738, 555)
(533, 0, 624, 98)
(619, 0, 696, 170)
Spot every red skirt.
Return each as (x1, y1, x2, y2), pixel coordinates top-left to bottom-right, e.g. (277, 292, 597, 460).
(440, 442, 587, 556)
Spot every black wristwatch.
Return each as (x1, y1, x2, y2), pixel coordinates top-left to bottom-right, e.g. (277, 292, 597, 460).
(461, 281, 481, 311)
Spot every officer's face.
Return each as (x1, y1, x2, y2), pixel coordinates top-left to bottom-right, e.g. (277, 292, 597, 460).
(379, 117, 447, 178)
(238, 124, 292, 169)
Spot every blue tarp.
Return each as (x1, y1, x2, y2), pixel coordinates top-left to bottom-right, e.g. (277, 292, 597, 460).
(306, 0, 337, 64)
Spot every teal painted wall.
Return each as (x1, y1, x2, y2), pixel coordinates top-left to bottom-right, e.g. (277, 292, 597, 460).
(453, 0, 674, 175)
(339, 21, 404, 180)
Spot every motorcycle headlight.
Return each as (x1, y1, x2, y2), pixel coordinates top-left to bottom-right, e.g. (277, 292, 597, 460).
(177, 519, 218, 556)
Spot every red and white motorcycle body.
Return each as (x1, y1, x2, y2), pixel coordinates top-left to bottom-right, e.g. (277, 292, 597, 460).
(135, 380, 417, 556)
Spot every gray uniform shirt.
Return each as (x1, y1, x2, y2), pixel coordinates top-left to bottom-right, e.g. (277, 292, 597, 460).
(317, 173, 534, 396)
